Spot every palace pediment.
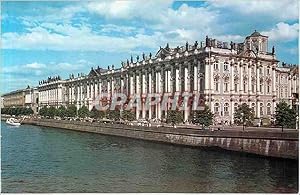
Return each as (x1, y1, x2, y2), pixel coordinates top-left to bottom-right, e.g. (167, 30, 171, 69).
(155, 47, 171, 59)
(239, 50, 257, 58)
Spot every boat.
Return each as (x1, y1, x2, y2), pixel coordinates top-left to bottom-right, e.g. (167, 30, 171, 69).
(6, 118, 21, 126)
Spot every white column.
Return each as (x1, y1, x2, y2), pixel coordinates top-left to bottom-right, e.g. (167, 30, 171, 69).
(194, 65, 198, 91)
(148, 72, 152, 93)
(175, 67, 180, 92)
(272, 66, 276, 96)
(165, 69, 168, 93)
(204, 62, 209, 93)
(230, 63, 234, 93)
(130, 75, 134, 95)
(148, 70, 152, 120)
(142, 73, 146, 94)
(256, 64, 260, 94)
(111, 78, 114, 96)
(95, 82, 98, 98)
(240, 63, 243, 93)
(248, 65, 252, 94)
(230, 101, 234, 123)
(121, 78, 124, 93)
(80, 84, 83, 104)
(184, 66, 188, 91)
(157, 71, 161, 119)
(168, 70, 171, 93)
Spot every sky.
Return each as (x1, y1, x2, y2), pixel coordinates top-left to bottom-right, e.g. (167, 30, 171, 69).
(1, 0, 299, 94)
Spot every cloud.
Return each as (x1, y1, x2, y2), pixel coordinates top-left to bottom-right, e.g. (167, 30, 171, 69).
(85, 0, 173, 20)
(209, 0, 299, 20)
(2, 2, 221, 53)
(2, 0, 298, 61)
(24, 62, 46, 69)
(262, 22, 299, 42)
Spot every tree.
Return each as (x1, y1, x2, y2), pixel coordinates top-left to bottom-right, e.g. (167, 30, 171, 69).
(191, 105, 214, 127)
(39, 106, 48, 116)
(78, 105, 90, 118)
(48, 106, 57, 118)
(90, 106, 98, 118)
(166, 110, 183, 125)
(66, 104, 77, 117)
(234, 103, 254, 126)
(275, 101, 297, 129)
(107, 110, 120, 120)
(57, 106, 67, 118)
(121, 110, 135, 121)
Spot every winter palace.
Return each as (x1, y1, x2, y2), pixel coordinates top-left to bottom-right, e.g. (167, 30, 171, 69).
(2, 31, 299, 124)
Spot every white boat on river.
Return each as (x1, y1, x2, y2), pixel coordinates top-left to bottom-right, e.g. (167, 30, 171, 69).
(6, 118, 21, 126)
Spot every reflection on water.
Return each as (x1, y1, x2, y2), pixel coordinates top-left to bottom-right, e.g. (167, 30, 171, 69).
(1, 122, 298, 193)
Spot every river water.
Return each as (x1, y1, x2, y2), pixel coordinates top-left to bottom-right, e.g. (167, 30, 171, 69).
(1, 121, 298, 193)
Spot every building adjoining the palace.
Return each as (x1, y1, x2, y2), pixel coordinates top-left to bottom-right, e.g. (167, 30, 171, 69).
(1, 86, 39, 113)
(2, 31, 299, 124)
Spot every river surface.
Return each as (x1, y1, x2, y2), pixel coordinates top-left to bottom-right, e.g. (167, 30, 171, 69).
(1, 121, 298, 193)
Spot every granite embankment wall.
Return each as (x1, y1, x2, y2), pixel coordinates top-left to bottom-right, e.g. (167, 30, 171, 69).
(16, 118, 298, 159)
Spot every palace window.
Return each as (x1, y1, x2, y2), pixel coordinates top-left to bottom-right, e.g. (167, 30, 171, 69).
(243, 80, 247, 93)
(234, 66, 238, 73)
(200, 64, 205, 71)
(267, 68, 270, 75)
(215, 79, 219, 91)
(224, 82, 229, 92)
(260, 82, 263, 93)
(224, 103, 229, 115)
(215, 82, 219, 91)
(267, 103, 271, 115)
(224, 62, 228, 71)
(252, 84, 255, 93)
(214, 62, 219, 70)
(260, 103, 264, 116)
(267, 84, 271, 93)
(251, 103, 256, 115)
(234, 83, 238, 92)
(214, 103, 220, 114)
(200, 78, 204, 91)
(234, 103, 238, 113)
(259, 68, 263, 75)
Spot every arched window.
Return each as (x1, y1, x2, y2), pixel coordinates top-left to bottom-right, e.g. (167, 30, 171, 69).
(200, 78, 204, 91)
(260, 103, 264, 116)
(214, 62, 219, 70)
(214, 78, 219, 91)
(234, 103, 239, 113)
(224, 62, 228, 71)
(200, 64, 205, 71)
(224, 103, 229, 115)
(260, 81, 263, 93)
(234, 83, 238, 92)
(224, 82, 229, 92)
(251, 103, 256, 115)
(267, 103, 271, 115)
(243, 80, 247, 93)
(214, 103, 220, 114)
